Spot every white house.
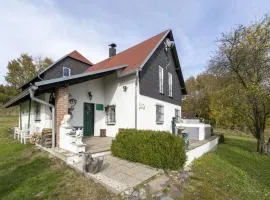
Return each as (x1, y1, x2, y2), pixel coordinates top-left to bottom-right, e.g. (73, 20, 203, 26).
(5, 29, 187, 147)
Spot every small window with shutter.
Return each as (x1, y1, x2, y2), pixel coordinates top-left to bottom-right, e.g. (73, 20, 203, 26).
(175, 109, 180, 122)
(168, 72, 172, 97)
(156, 104, 164, 124)
(106, 105, 116, 125)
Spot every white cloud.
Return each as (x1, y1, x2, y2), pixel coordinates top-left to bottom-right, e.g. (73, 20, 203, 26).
(0, 0, 269, 84)
(0, 0, 141, 84)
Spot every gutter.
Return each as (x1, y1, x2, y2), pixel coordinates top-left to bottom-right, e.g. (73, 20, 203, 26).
(29, 85, 56, 148)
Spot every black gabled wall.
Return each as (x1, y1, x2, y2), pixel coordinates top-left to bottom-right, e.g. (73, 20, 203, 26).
(21, 57, 91, 90)
(43, 57, 90, 80)
(139, 38, 182, 106)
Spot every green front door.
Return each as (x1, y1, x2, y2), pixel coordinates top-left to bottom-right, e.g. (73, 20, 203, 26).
(83, 103, 95, 136)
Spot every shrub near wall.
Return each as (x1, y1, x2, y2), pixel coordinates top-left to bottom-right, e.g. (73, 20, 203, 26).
(111, 129, 186, 170)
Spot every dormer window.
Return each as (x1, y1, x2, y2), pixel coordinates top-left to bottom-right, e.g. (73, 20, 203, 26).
(63, 66, 71, 77)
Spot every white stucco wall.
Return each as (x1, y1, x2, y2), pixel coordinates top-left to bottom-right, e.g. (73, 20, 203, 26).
(137, 94, 181, 133)
(19, 93, 52, 133)
(68, 77, 106, 136)
(68, 73, 136, 137)
(104, 73, 136, 137)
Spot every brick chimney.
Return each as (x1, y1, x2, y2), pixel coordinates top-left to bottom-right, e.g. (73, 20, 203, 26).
(109, 43, 117, 57)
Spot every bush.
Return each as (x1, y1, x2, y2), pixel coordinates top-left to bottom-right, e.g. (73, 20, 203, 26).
(111, 129, 186, 170)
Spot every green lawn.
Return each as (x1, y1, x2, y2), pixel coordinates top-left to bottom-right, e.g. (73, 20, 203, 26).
(0, 116, 119, 200)
(180, 135, 270, 200)
(1, 116, 269, 200)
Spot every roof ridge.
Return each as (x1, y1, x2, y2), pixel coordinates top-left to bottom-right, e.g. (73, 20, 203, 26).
(68, 50, 93, 65)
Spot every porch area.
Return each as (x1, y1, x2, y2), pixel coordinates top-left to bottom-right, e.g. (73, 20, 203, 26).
(83, 136, 113, 154)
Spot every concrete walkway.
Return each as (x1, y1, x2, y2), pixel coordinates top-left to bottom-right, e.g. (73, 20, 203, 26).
(96, 155, 159, 190)
(83, 154, 159, 193)
(38, 145, 159, 193)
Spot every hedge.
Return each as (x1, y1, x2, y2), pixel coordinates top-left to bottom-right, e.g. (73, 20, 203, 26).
(111, 129, 186, 170)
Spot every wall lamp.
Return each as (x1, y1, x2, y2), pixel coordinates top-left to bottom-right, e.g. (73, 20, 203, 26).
(88, 92, 92, 100)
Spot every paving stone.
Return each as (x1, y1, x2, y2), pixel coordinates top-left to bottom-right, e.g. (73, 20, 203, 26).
(139, 187, 147, 199)
(159, 196, 174, 200)
(123, 187, 134, 196)
(170, 184, 182, 198)
(147, 175, 170, 194)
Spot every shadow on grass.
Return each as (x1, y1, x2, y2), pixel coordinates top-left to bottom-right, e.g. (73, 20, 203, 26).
(0, 157, 50, 199)
(216, 136, 270, 188)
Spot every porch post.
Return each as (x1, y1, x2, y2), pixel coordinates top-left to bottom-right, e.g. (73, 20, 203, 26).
(55, 86, 69, 147)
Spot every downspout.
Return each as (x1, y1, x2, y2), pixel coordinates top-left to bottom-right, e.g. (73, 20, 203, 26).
(19, 104, 22, 130)
(135, 70, 139, 129)
(29, 85, 55, 148)
(27, 99, 32, 131)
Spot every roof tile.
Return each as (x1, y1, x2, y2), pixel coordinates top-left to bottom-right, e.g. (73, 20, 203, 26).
(86, 30, 169, 73)
(68, 50, 93, 65)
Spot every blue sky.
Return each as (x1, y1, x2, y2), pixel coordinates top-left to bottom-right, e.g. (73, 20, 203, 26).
(0, 0, 269, 84)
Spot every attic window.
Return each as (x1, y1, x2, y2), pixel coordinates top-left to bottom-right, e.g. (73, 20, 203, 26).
(63, 66, 71, 77)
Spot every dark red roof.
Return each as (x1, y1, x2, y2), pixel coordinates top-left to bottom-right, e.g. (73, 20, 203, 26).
(68, 50, 93, 65)
(86, 30, 170, 73)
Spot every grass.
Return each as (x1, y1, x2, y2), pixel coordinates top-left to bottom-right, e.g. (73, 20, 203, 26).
(180, 134, 270, 200)
(1, 116, 269, 200)
(0, 116, 120, 200)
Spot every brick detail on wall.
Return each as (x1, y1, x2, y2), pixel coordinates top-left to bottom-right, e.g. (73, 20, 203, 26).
(55, 86, 69, 146)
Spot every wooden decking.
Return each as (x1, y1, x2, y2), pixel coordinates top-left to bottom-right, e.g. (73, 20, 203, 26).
(83, 136, 113, 154)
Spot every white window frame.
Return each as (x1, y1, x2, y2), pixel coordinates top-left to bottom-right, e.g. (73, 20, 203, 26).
(106, 105, 116, 125)
(63, 66, 71, 77)
(175, 109, 180, 123)
(168, 72, 172, 97)
(156, 104, 164, 124)
(159, 66, 164, 94)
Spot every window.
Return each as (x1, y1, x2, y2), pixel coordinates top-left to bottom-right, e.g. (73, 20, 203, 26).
(63, 66, 71, 77)
(175, 109, 180, 122)
(106, 105, 116, 125)
(168, 72, 172, 97)
(156, 104, 164, 124)
(35, 102, 41, 121)
(159, 66, 164, 94)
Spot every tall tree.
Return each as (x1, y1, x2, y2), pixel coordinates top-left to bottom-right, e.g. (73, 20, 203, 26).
(182, 73, 230, 122)
(34, 56, 53, 73)
(209, 16, 270, 153)
(5, 54, 53, 88)
(0, 84, 18, 104)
